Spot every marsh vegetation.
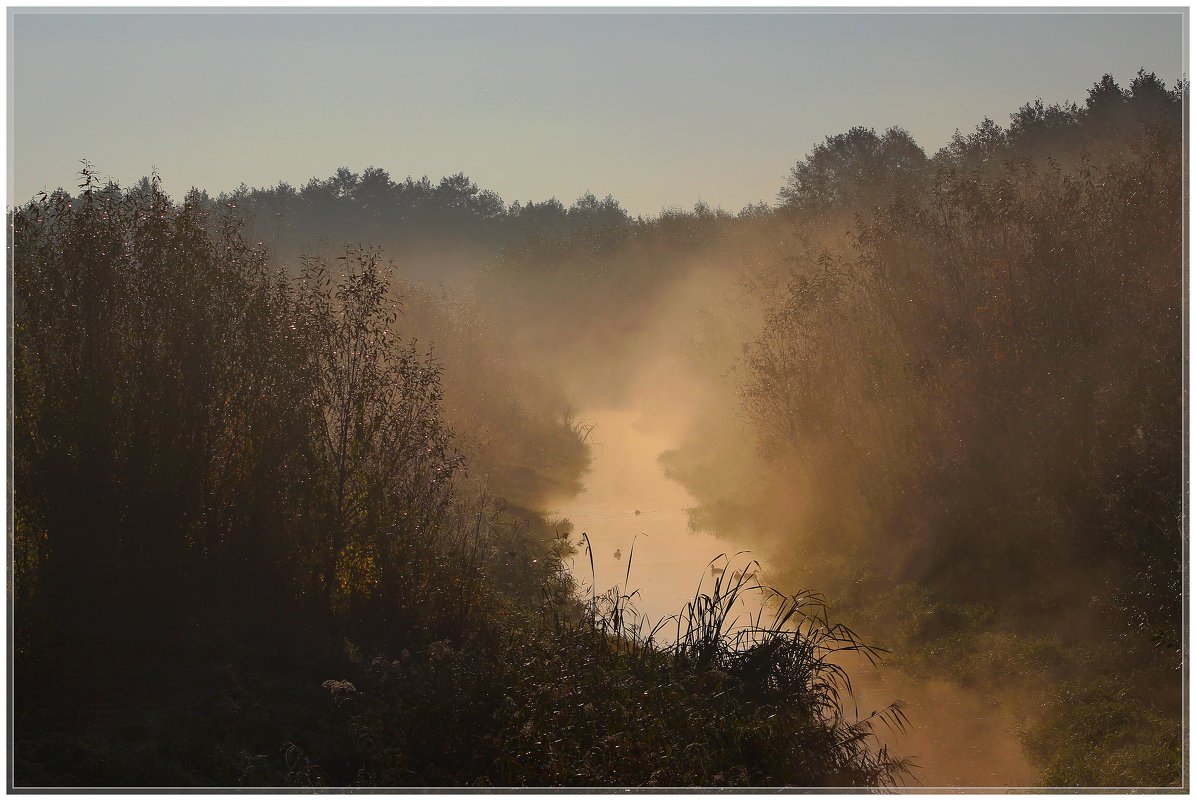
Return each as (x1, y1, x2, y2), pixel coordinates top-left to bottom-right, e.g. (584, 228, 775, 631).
(11, 71, 1185, 788)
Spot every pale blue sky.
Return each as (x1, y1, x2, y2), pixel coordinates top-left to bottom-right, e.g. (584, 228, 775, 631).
(8, 9, 1187, 215)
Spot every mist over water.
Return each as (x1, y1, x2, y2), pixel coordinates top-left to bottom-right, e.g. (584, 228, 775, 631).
(10, 44, 1183, 787)
(846, 659, 1037, 788)
(551, 346, 1038, 787)
(556, 404, 765, 635)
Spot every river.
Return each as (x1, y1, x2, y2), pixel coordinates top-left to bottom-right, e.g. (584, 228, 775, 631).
(554, 399, 1037, 789)
(554, 405, 762, 632)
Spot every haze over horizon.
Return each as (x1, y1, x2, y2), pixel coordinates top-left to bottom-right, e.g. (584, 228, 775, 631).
(10, 6, 1187, 791)
(9, 8, 1185, 215)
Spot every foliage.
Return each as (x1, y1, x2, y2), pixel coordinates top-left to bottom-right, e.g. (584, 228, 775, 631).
(14, 68, 1181, 791)
(779, 126, 928, 214)
(13, 174, 468, 646)
(1024, 674, 1183, 788)
(337, 557, 909, 788)
(687, 72, 1185, 786)
(12, 168, 896, 789)
(214, 168, 633, 284)
(393, 281, 591, 508)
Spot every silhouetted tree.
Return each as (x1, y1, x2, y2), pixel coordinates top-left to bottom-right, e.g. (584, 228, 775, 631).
(779, 126, 928, 214)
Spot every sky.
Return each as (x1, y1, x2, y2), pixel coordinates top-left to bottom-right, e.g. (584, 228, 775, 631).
(8, 8, 1187, 216)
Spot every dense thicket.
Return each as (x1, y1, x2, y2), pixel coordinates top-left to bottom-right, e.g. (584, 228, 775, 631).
(391, 281, 591, 508)
(12, 170, 901, 787)
(13, 172, 475, 650)
(671, 71, 1187, 786)
(12, 69, 1182, 790)
(262, 69, 1186, 787)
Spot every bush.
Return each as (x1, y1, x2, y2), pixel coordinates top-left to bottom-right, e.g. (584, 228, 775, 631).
(337, 557, 909, 788)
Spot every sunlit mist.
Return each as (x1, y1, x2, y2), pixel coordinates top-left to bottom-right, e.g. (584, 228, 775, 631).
(9, 8, 1187, 792)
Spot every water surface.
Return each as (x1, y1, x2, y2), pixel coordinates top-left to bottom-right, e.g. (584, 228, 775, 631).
(555, 401, 1037, 788)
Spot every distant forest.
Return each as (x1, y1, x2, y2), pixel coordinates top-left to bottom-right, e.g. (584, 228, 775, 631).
(12, 70, 1185, 788)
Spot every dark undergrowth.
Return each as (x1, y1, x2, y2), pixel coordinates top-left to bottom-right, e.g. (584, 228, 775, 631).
(11, 173, 903, 789)
(651, 72, 1185, 788)
(13, 549, 909, 789)
(336, 553, 910, 788)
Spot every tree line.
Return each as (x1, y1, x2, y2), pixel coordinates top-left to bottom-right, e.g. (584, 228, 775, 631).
(12, 155, 906, 786)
